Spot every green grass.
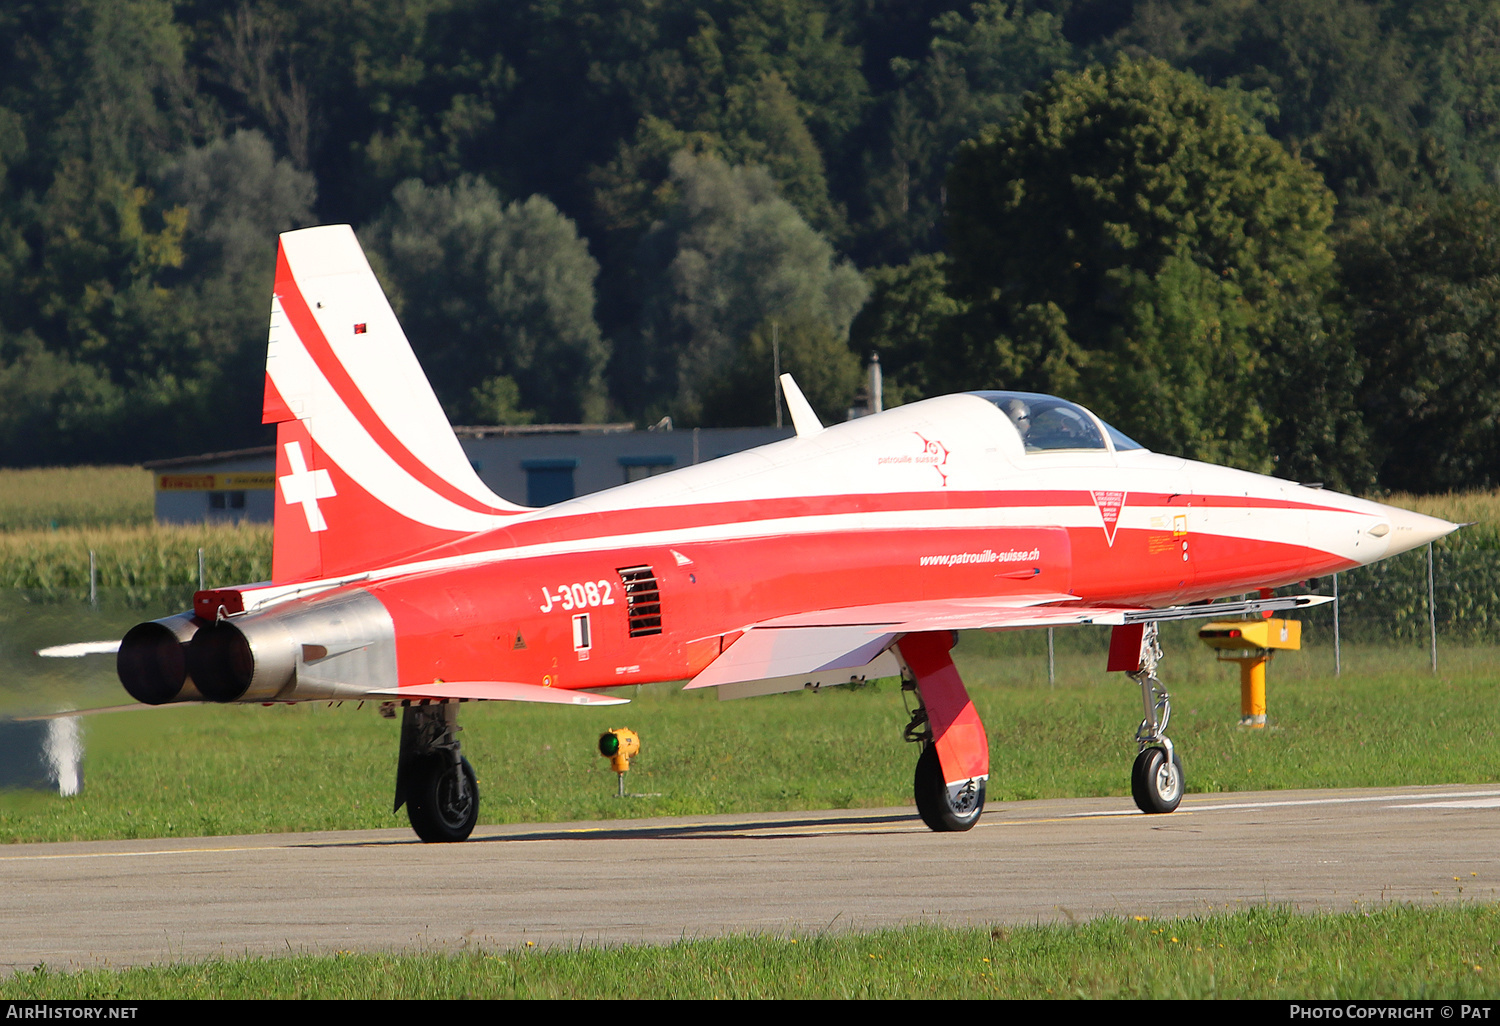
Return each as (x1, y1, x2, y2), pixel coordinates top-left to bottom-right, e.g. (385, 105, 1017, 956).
(0, 466, 153, 531)
(2, 627, 1496, 843)
(5, 905, 1498, 998)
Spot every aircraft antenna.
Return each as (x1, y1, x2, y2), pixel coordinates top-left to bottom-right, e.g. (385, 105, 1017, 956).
(779, 373, 824, 438)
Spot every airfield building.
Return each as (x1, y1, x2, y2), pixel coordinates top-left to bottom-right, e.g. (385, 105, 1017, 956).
(146, 424, 792, 524)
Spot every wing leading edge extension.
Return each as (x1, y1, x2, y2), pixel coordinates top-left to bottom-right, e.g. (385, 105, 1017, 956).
(686, 594, 1332, 695)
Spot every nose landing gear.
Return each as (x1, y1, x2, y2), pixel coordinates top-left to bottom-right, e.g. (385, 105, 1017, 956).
(1123, 622, 1184, 814)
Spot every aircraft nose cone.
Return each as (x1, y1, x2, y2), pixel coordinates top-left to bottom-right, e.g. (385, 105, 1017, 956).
(1377, 503, 1460, 557)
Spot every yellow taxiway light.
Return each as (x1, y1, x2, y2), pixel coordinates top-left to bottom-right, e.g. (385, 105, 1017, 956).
(598, 728, 641, 797)
(1198, 618, 1302, 728)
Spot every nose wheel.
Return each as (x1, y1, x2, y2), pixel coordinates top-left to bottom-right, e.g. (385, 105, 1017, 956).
(1125, 623, 1185, 815)
(1131, 746, 1183, 813)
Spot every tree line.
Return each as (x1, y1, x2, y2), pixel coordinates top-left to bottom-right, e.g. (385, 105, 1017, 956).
(1, 0, 1498, 494)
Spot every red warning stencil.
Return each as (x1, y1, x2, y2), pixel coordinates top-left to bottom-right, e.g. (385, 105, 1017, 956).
(1092, 490, 1126, 546)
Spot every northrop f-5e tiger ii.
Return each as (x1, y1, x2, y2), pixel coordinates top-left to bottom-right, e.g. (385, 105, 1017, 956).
(79, 225, 1455, 841)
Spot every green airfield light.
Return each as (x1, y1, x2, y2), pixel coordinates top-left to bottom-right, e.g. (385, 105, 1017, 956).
(598, 728, 640, 798)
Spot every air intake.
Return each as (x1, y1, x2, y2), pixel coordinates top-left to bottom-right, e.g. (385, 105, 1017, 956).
(617, 566, 662, 637)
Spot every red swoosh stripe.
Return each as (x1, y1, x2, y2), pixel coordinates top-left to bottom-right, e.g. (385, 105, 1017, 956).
(274, 246, 515, 519)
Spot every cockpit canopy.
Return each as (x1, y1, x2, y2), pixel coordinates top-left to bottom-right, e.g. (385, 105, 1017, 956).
(970, 391, 1145, 453)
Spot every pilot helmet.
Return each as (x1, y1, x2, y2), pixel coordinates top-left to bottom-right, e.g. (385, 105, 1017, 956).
(1002, 398, 1031, 438)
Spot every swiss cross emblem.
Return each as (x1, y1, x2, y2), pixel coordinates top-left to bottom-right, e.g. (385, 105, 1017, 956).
(1092, 490, 1126, 547)
(279, 441, 337, 532)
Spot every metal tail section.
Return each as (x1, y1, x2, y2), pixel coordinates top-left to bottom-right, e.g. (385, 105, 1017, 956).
(262, 226, 524, 583)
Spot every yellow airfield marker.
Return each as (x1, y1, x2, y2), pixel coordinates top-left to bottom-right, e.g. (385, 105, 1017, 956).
(598, 727, 641, 798)
(1198, 617, 1302, 728)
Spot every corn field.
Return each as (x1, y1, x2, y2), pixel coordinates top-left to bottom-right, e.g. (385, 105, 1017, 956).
(0, 470, 1496, 636)
(0, 524, 271, 605)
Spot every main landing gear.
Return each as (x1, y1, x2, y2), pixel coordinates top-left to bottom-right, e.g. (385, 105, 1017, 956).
(394, 702, 479, 842)
(1124, 622, 1184, 814)
(898, 632, 989, 832)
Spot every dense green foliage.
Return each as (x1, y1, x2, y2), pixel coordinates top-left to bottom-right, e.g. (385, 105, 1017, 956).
(2, 1, 1500, 491)
(631, 152, 869, 423)
(945, 57, 1337, 472)
(362, 177, 610, 424)
(1338, 192, 1500, 492)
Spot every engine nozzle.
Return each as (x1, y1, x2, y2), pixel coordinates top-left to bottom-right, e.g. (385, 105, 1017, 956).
(117, 613, 203, 705)
(185, 618, 296, 703)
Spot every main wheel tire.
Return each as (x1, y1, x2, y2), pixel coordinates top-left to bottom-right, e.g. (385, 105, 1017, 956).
(914, 743, 985, 832)
(1131, 746, 1184, 814)
(407, 755, 479, 842)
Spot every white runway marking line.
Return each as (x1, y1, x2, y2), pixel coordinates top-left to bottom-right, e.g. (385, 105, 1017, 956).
(1390, 797, 1500, 809)
(1057, 788, 1500, 818)
(0, 843, 287, 863)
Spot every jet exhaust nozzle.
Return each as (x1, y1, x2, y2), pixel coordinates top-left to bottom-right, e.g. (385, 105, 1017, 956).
(129, 589, 396, 705)
(186, 617, 297, 703)
(117, 613, 205, 705)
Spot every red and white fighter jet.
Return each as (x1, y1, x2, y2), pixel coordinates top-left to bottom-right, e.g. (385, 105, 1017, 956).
(111, 225, 1457, 841)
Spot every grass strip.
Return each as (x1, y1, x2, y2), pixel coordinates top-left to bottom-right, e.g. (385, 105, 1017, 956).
(5, 905, 1498, 999)
(3, 631, 1496, 843)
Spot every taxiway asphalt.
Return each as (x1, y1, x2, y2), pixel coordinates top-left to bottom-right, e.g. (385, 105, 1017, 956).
(3, 783, 1498, 971)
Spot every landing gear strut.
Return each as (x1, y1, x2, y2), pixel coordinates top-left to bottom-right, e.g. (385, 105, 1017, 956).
(395, 702, 479, 842)
(898, 632, 989, 832)
(1125, 623, 1183, 814)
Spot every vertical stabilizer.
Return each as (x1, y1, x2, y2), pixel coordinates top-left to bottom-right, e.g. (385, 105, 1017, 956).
(263, 225, 523, 583)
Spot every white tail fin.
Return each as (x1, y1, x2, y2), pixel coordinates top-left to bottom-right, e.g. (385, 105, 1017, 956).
(262, 225, 523, 583)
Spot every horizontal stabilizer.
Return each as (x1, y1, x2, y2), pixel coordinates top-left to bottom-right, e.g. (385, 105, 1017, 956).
(368, 681, 629, 706)
(8, 702, 199, 721)
(37, 641, 121, 657)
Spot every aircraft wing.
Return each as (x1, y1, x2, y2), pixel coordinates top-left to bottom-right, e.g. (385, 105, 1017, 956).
(687, 593, 1332, 694)
(685, 597, 1125, 694)
(366, 681, 629, 706)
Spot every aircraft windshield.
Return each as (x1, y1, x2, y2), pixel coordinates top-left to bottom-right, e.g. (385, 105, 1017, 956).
(1104, 422, 1145, 451)
(972, 391, 1108, 452)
